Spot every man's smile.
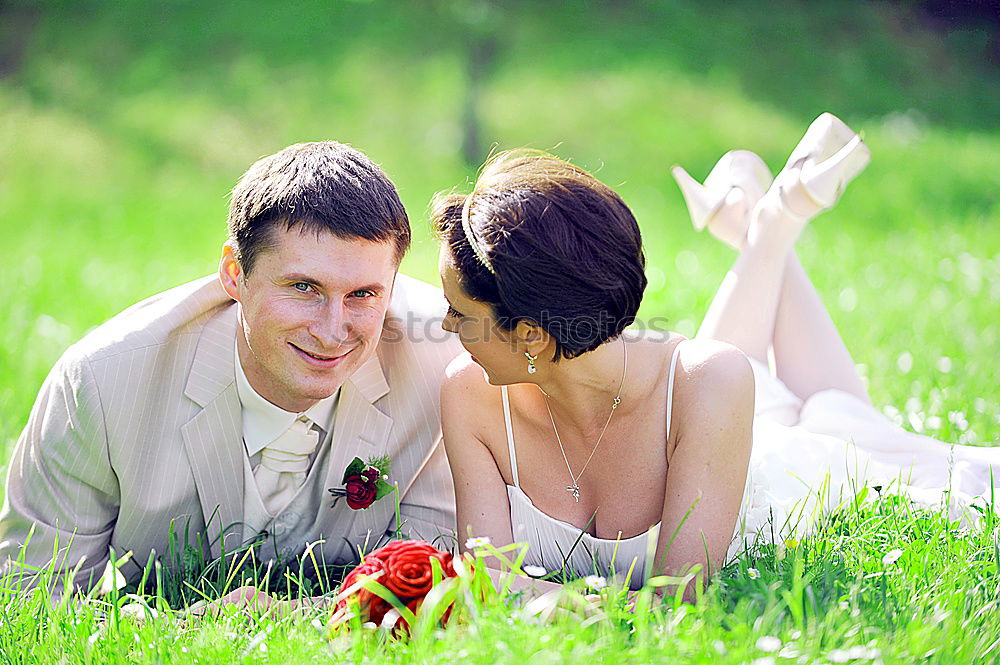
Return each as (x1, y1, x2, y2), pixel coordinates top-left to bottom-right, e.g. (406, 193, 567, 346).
(289, 342, 354, 367)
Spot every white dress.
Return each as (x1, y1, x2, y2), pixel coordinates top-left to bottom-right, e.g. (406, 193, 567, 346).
(501, 344, 1000, 589)
(739, 358, 1000, 551)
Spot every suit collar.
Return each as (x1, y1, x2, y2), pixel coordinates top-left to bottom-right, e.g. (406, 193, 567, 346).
(347, 351, 390, 404)
(184, 303, 238, 407)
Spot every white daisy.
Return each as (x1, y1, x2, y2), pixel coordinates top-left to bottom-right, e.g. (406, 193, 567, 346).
(465, 536, 492, 549)
(882, 548, 903, 565)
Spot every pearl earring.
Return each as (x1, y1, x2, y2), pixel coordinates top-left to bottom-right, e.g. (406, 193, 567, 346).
(525, 352, 538, 374)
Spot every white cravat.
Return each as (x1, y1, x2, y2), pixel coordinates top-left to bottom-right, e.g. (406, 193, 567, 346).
(253, 416, 321, 516)
(234, 340, 338, 523)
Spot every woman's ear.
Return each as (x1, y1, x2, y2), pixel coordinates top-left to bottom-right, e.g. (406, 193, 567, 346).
(514, 319, 552, 358)
(218, 243, 243, 302)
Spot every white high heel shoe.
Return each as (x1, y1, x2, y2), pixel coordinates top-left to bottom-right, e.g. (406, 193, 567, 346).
(769, 112, 871, 221)
(671, 150, 772, 249)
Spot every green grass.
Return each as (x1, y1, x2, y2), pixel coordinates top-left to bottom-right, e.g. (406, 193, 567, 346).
(3, 496, 1000, 663)
(1, 0, 998, 662)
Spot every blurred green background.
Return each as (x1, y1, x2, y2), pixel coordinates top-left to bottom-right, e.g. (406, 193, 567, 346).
(1, 0, 998, 473)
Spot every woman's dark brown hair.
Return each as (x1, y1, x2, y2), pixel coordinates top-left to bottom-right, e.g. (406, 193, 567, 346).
(433, 149, 647, 360)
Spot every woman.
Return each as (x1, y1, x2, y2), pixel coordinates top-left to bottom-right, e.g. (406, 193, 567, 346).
(436, 114, 999, 589)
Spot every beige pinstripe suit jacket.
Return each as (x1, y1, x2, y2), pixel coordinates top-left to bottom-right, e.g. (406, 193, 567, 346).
(0, 273, 461, 590)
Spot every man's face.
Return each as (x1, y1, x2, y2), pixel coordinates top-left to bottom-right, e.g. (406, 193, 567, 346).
(222, 227, 398, 412)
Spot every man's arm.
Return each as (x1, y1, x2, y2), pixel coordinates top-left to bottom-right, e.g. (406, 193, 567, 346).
(0, 352, 120, 595)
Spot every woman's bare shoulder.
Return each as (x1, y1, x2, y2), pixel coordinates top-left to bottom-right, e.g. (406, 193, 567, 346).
(442, 353, 499, 404)
(672, 338, 755, 417)
(663, 338, 754, 463)
(676, 337, 751, 375)
(441, 354, 504, 443)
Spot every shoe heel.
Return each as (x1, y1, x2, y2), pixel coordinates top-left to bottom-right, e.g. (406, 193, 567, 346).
(801, 134, 871, 208)
(671, 165, 725, 231)
(773, 113, 871, 219)
(673, 150, 773, 248)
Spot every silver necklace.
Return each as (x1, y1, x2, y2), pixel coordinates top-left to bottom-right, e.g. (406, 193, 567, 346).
(543, 338, 628, 502)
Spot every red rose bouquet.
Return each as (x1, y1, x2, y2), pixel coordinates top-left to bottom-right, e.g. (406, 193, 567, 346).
(335, 540, 457, 632)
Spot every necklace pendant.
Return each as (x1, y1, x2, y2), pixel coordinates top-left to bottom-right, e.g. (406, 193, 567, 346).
(566, 484, 581, 502)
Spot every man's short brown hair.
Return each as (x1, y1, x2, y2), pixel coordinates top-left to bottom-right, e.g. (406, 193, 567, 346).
(228, 141, 410, 273)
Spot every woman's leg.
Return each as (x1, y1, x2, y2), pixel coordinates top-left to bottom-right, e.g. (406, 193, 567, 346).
(695, 203, 799, 365)
(696, 205, 871, 404)
(697, 113, 872, 402)
(771, 251, 871, 404)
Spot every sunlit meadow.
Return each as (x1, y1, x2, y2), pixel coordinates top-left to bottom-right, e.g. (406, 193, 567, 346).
(0, 2, 997, 663)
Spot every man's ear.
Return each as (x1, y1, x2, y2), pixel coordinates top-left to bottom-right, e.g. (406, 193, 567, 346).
(514, 319, 552, 358)
(218, 243, 243, 302)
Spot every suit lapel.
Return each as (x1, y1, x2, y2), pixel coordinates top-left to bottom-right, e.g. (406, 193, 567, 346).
(322, 354, 393, 503)
(181, 305, 246, 558)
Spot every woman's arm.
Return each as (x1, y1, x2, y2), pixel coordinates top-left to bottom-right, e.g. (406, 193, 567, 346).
(441, 355, 517, 553)
(651, 340, 754, 594)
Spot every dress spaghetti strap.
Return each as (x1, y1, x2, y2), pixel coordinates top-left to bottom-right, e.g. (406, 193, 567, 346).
(501, 385, 520, 487)
(665, 342, 683, 440)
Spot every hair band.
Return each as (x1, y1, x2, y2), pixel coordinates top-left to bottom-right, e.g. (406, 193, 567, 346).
(460, 193, 496, 275)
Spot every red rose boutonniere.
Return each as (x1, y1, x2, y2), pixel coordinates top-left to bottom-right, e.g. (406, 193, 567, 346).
(329, 455, 393, 510)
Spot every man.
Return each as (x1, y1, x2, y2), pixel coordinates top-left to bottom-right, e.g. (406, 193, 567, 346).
(0, 142, 460, 593)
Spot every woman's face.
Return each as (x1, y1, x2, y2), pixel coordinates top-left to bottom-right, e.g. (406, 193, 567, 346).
(438, 246, 526, 385)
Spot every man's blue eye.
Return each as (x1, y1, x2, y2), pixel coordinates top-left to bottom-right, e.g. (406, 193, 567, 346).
(352, 290, 375, 298)
(293, 283, 311, 292)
